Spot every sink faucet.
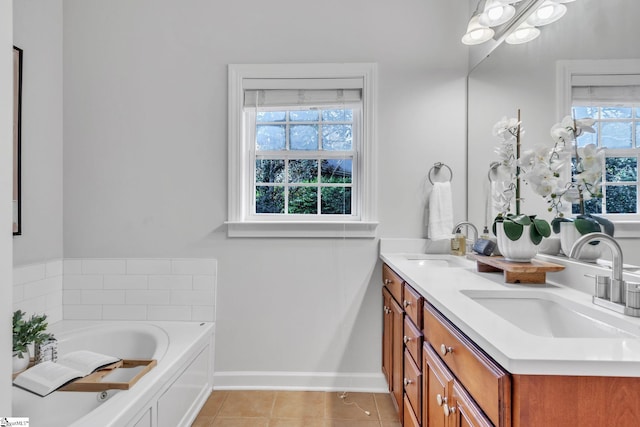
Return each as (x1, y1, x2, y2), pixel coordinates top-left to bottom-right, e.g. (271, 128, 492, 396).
(452, 222, 478, 244)
(569, 232, 640, 317)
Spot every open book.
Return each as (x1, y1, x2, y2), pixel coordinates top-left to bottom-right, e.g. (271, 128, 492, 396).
(13, 350, 121, 396)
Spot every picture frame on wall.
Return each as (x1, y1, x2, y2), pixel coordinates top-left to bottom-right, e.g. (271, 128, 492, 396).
(13, 45, 22, 236)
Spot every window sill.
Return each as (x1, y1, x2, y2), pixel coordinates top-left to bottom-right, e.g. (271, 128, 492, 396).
(225, 221, 379, 238)
(612, 221, 640, 238)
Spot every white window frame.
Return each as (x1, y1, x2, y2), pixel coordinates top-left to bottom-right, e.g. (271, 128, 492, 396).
(557, 59, 640, 238)
(227, 63, 378, 238)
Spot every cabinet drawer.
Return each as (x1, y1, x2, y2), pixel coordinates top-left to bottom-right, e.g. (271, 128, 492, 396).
(404, 316, 423, 367)
(403, 283, 423, 327)
(452, 380, 493, 427)
(424, 302, 511, 427)
(383, 264, 403, 304)
(404, 349, 422, 421)
(403, 395, 421, 427)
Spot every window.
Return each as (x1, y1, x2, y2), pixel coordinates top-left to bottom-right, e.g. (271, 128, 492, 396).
(558, 59, 640, 236)
(227, 63, 378, 238)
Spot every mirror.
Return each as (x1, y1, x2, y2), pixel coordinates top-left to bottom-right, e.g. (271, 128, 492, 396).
(467, 0, 640, 233)
(13, 45, 22, 236)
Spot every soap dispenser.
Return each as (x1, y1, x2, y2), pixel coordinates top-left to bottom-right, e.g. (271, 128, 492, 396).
(451, 227, 466, 256)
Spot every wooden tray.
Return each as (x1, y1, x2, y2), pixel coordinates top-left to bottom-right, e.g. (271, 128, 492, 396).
(59, 359, 157, 392)
(468, 254, 565, 284)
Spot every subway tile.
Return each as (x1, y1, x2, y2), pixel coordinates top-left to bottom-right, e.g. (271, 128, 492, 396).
(15, 296, 48, 317)
(125, 290, 170, 305)
(149, 275, 192, 290)
(192, 306, 215, 322)
(45, 291, 63, 310)
(148, 305, 192, 321)
(102, 305, 147, 321)
(45, 307, 63, 325)
(46, 260, 63, 277)
(82, 259, 126, 275)
(193, 275, 216, 291)
(104, 275, 148, 290)
(14, 263, 46, 285)
(63, 304, 102, 320)
(63, 259, 82, 275)
(126, 259, 172, 275)
(64, 275, 104, 290)
(63, 290, 83, 305)
(24, 277, 61, 300)
(171, 259, 217, 275)
(13, 284, 24, 303)
(170, 290, 215, 306)
(81, 290, 126, 305)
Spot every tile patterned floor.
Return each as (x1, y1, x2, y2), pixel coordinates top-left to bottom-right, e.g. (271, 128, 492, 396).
(192, 390, 402, 427)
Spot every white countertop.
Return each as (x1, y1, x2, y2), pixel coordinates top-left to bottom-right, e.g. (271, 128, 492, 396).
(380, 239, 640, 377)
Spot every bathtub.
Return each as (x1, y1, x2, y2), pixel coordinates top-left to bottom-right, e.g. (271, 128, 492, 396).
(12, 320, 215, 427)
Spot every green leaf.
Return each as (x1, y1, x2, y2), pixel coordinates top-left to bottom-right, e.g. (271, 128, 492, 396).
(503, 221, 524, 241)
(575, 217, 601, 235)
(589, 215, 615, 237)
(509, 214, 532, 226)
(551, 217, 571, 234)
(529, 226, 543, 245)
(532, 218, 551, 238)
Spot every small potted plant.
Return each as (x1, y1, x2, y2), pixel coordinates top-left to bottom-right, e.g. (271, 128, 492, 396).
(13, 310, 54, 373)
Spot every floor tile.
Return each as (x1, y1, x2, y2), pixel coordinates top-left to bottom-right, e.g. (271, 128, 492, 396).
(217, 390, 277, 418)
(191, 416, 215, 427)
(268, 418, 327, 427)
(272, 391, 326, 419)
(325, 392, 378, 420)
(198, 390, 229, 417)
(326, 420, 382, 427)
(380, 421, 402, 427)
(211, 417, 269, 427)
(373, 393, 399, 421)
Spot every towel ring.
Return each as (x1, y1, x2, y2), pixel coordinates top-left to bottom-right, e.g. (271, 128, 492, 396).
(428, 162, 453, 185)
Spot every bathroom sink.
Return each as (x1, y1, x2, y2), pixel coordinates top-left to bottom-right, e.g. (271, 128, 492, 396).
(400, 254, 468, 268)
(461, 289, 640, 339)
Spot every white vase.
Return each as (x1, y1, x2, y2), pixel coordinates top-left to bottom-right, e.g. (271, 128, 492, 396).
(12, 348, 30, 374)
(496, 222, 539, 262)
(559, 221, 602, 261)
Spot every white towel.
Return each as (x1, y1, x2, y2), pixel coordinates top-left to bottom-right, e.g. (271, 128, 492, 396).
(427, 181, 454, 241)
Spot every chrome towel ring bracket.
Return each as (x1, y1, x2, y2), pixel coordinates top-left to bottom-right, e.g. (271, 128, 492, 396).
(428, 162, 453, 185)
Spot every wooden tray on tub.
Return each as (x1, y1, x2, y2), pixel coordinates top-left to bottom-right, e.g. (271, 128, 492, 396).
(59, 359, 157, 392)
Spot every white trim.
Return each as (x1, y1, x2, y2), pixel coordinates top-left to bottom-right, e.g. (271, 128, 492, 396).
(228, 63, 378, 238)
(212, 370, 388, 392)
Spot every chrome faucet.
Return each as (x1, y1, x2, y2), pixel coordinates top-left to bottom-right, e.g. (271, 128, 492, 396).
(570, 232, 640, 317)
(452, 222, 478, 243)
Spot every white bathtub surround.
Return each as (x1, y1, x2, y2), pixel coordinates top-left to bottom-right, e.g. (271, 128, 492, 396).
(13, 320, 215, 427)
(13, 260, 64, 324)
(63, 258, 217, 322)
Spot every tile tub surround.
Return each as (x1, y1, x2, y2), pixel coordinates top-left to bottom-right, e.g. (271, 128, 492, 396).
(13, 260, 64, 324)
(62, 258, 217, 322)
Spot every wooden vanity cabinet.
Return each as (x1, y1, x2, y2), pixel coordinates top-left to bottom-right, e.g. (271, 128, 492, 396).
(423, 342, 454, 427)
(382, 287, 404, 420)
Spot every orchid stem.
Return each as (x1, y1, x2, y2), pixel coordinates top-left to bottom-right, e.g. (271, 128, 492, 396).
(515, 109, 521, 216)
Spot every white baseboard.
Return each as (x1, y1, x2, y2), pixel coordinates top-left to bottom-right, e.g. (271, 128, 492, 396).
(213, 371, 388, 392)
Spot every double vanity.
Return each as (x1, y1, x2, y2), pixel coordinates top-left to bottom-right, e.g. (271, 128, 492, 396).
(380, 239, 640, 426)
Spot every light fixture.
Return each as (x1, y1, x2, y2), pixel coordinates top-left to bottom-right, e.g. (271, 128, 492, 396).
(479, 0, 516, 27)
(505, 22, 541, 44)
(462, 15, 495, 45)
(526, 1, 567, 26)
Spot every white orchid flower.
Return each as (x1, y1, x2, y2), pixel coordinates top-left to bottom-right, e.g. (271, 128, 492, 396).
(492, 116, 520, 142)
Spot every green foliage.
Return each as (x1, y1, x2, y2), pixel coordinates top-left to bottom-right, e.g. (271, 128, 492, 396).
(13, 310, 54, 356)
(493, 214, 550, 244)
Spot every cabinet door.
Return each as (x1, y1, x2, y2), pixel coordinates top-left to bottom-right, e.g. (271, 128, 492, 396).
(382, 288, 393, 389)
(404, 349, 422, 421)
(423, 343, 454, 427)
(390, 295, 405, 422)
(452, 381, 493, 427)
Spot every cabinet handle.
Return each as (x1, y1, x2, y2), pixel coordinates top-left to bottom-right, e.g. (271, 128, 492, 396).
(436, 394, 446, 406)
(403, 300, 411, 308)
(440, 344, 453, 357)
(384, 278, 392, 285)
(443, 404, 456, 417)
(403, 378, 413, 386)
(403, 335, 411, 344)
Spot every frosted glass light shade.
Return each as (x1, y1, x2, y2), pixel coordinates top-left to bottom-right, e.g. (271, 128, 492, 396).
(479, 0, 516, 27)
(462, 15, 495, 45)
(505, 23, 541, 44)
(527, 1, 567, 26)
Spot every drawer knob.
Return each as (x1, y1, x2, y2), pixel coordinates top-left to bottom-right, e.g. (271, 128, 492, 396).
(403, 335, 412, 344)
(403, 378, 413, 386)
(444, 404, 456, 417)
(436, 394, 447, 406)
(403, 300, 411, 307)
(440, 344, 453, 357)
(384, 278, 392, 285)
